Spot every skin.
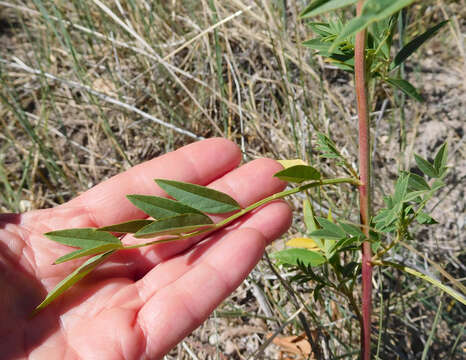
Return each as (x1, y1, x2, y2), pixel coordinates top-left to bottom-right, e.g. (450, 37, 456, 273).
(0, 138, 292, 360)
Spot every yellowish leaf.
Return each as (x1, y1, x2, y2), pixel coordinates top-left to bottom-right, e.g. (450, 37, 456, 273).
(277, 159, 308, 169)
(286, 237, 321, 251)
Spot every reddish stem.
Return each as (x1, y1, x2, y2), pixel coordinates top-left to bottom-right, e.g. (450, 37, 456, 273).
(355, 1, 372, 359)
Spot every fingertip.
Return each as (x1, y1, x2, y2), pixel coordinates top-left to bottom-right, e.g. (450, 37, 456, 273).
(191, 137, 242, 165)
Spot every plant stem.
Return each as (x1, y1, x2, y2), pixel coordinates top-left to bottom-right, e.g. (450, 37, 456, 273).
(355, 1, 372, 359)
(124, 177, 360, 249)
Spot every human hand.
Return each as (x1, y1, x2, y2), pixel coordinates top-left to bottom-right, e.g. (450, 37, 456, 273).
(0, 138, 292, 359)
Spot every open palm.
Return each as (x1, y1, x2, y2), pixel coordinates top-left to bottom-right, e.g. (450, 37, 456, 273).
(0, 138, 291, 360)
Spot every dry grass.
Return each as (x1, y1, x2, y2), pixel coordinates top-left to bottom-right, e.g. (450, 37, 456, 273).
(0, 0, 464, 358)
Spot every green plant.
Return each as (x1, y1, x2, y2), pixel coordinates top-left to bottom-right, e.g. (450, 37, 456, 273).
(35, 167, 359, 312)
(269, 0, 456, 358)
(19, 0, 463, 357)
(36, 148, 464, 308)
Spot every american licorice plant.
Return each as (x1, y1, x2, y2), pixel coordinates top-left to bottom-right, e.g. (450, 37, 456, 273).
(271, 0, 461, 358)
(35, 1, 465, 358)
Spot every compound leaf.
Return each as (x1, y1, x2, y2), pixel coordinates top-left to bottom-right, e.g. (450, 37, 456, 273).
(316, 132, 342, 159)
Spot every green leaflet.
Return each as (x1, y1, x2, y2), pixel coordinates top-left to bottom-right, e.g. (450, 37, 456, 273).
(300, 0, 329, 18)
(308, 22, 334, 37)
(134, 213, 214, 238)
(55, 243, 122, 264)
(433, 143, 448, 176)
(274, 165, 321, 183)
(392, 20, 449, 69)
(330, 236, 361, 254)
(126, 195, 202, 219)
(416, 212, 437, 225)
(300, 0, 357, 18)
(393, 173, 410, 203)
(339, 222, 364, 237)
(303, 38, 335, 53)
(98, 219, 154, 233)
(34, 250, 115, 314)
(385, 78, 423, 102)
(272, 248, 327, 267)
(45, 228, 121, 248)
(408, 173, 430, 192)
(313, 217, 346, 239)
(414, 154, 438, 178)
(155, 179, 240, 214)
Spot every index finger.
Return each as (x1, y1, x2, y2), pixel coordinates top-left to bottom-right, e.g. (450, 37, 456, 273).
(63, 138, 241, 227)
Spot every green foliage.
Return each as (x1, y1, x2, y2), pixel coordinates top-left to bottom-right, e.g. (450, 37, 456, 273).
(392, 20, 449, 69)
(316, 132, 343, 160)
(45, 228, 122, 248)
(274, 165, 321, 183)
(272, 248, 327, 267)
(38, 169, 359, 312)
(54, 244, 121, 264)
(126, 194, 203, 218)
(331, 0, 415, 50)
(155, 179, 241, 213)
(373, 143, 448, 233)
(38, 181, 242, 312)
(301, 0, 358, 18)
(34, 250, 115, 314)
(134, 213, 214, 238)
(385, 77, 423, 102)
(301, 1, 448, 103)
(99, 219, 154, 233)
